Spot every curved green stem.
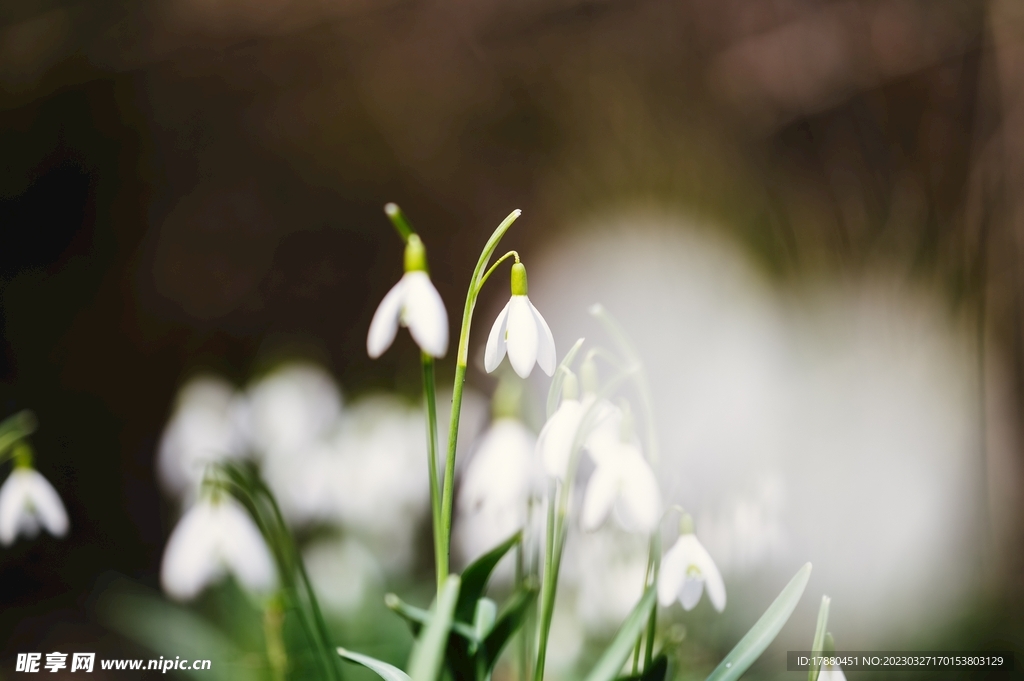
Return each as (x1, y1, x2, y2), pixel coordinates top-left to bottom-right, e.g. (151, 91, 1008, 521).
(439, 209, 522, 581)
(478, 251, 520, 291)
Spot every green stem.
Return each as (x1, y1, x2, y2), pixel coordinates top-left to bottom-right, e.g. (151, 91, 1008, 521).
(478, 250, 520, 290)
(632, 545, 656, 674)
(421, 353, 444, 594)
(439, 210, 522, 581)
(534, 481, 559, 681)
(384, 203, 414, 242)
(643, 533, 661, 669)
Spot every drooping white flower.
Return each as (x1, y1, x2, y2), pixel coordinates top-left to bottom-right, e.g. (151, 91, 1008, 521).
(0, 468, 68, 545)
(160, 494, 276, 601)
(657, 530, 726, 612)
(367, 235, 448, 359)
(580, 408, 660, 533)
(158, 376, 249, 502)
(581, 445, 661, 533)
(484, 262, 555, 379)
(537, 380, 621, 480)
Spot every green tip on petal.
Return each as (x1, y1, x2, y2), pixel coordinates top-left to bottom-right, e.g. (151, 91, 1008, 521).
(511, 262, 528, 296)
(679, 513, 695, 535)
(404, 234, 428, 272)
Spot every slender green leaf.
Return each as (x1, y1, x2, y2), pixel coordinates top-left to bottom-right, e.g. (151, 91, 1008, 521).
(808, 595, 830, 681)
(547, 338, 586, 417)
(338, 648, 412, 681)
(409, 575, 461, 681)
(456, 531, 521, 622)
(583, 586, 657, 681)
(706, 562, 813, 681)
(480, 580, 539, 672)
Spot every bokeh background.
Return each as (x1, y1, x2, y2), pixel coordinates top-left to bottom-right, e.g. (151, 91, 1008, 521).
(1, 0, 1023, 677)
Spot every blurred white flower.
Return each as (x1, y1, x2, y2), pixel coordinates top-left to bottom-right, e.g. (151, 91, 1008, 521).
(367, 270, 448, 359)
(537, 392, 621, 480)
(246, 362, 342, 459)
(657, 532, 726, 612)
(458, 418, 540, 562)
(484, 263, 555, 379)
(157, 376, 249, 502)
(0, 468, 68, 545)
(160, 494, 276, 601)
(581, 418, 660, 533)
(567, 526, 649, 635)
(303, 537, 384, 615)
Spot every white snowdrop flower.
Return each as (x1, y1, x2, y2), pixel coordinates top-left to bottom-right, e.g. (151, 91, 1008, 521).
(246, 362, 342, 460)
(303, 537, 384, 615)
(537, 375, 622, 480)
(458, 418, 540, 562)
(484, 262, 555, 379)
(657, 519, 726, 612)
(367, 234, 448, 359)
(580, 409, 660, 533)
(568, 525, 649, 635)
(160, 494, 276, 601)
(0, 468, 68, 545)
(158, 376, 249, 502)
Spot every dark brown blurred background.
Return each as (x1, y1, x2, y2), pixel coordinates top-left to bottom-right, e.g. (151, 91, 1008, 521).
(0, 0, 1020, 665)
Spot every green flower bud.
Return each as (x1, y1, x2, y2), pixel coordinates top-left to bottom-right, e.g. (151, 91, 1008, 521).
(679, 512, 695, 536)
(511, 262, 528, 296)
(580, 356, 599, 394)
(403, 234, 428, 273)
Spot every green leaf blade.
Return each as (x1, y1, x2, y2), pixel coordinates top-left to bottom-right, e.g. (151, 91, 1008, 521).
(338, 648, 412, 681)
(706, 562, 813, 681)
(456, 531, 521, 623)
(409, 575, 462, 681)
(583, 586, 657, 681)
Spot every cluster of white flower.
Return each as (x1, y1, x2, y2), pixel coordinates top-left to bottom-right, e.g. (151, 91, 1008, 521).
(156, 362, 487, 603)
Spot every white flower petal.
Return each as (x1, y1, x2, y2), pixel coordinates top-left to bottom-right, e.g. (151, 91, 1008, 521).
(581, 463, 620, 532)
(537, 400, 582, 479)
(402, 272, 449, 358)
(657, 536, 689, 606)
(680, 577, 705, 610)
(616, 450, 661, 533)
(460, 419, 538, 516)
(529, 299, 556, 376)
(819, 666, 847, 681)
(367, 278, 406, 358)
(23, 470, 68, 538)
(218, 499, 277, 594)
(692, 538, 726, 611)
(0, 472, 31, 546)
(506, 296, 539, 378)
(484, 300, 511, 373)
(161, 502, 222, 600)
